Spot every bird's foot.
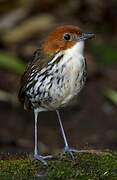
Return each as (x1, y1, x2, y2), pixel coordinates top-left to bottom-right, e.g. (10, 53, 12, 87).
(64, 146, 84, 160)
(34, 154, 52, 165)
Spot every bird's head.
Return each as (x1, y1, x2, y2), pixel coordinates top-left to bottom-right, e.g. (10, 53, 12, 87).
(43, 25, 95, 55)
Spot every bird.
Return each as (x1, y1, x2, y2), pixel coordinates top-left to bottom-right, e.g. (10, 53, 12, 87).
(18, 25, 95, 164)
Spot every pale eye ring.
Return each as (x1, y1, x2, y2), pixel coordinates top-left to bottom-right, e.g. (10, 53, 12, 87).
(63, 33, 71, 41)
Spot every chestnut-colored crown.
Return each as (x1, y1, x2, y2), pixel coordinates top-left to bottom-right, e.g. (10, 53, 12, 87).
(42, 25, 82, 54)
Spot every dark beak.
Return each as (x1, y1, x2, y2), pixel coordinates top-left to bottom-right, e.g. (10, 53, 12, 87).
(79, 32, 95, 41)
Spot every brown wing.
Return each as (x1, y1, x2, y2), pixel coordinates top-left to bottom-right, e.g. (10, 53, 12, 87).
(18, 49, 40, 109)
(18, 49, 55, 110)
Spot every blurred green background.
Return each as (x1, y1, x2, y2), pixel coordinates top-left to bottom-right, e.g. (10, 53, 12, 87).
(0, 0, 117, 155)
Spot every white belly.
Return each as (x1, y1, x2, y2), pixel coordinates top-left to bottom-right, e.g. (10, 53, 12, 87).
(49, 41, 86, 107)
(60, 55, 86, 105)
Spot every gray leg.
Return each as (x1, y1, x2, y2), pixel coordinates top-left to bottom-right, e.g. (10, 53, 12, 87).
(34, 109, 52, 165)
(34, 109, 38, 156)
(56, 110, 80, 159)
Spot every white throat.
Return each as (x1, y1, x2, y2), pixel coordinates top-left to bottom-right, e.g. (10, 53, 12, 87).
(48, 41, 84, 65)
(65, 41, 84, 56)
(60, 41, 85, 68)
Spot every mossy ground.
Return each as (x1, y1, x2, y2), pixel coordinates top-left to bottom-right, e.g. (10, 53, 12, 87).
(0, 150, 117, 179)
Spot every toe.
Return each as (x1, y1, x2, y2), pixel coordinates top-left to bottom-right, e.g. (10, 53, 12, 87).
(34, 154, 47, 165)
(42, 155, 53, 159)
(64, 147, 75, 160)
(68, 148, 79, 153)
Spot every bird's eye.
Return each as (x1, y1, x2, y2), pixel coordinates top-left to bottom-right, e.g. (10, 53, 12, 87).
(63, 33, 71, 41)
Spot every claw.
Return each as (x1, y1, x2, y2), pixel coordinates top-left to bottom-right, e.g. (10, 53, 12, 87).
(34, 154, 53, 165)
(64, 146, 74, 159)
(64, 146, 81, 160)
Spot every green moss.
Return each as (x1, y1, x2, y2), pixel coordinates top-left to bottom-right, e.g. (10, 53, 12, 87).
(0, 151, 117, 179)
